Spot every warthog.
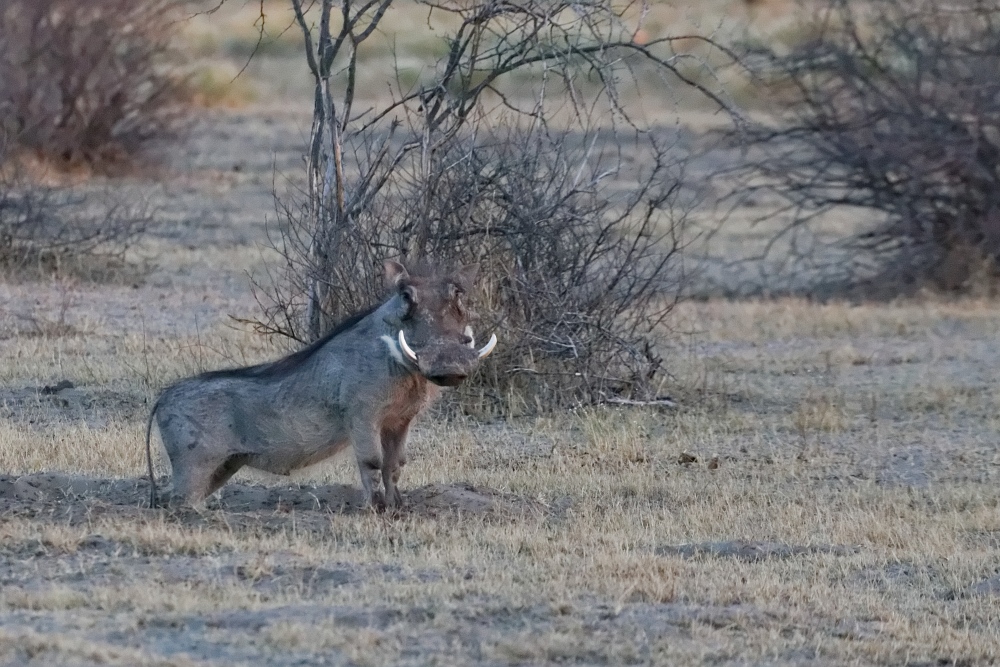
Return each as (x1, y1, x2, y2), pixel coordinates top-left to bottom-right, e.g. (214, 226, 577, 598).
(145, 260, 496, 509)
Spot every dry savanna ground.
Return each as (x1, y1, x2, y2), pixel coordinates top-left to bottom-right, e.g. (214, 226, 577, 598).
(2, 2, 1000, 665)
(5, 248, 1000, 667)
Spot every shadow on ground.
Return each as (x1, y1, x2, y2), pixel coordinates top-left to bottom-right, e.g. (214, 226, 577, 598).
(0, 472, 542, 525)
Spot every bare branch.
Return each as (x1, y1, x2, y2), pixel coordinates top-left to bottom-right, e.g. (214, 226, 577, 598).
(727, 0, 1000, 296)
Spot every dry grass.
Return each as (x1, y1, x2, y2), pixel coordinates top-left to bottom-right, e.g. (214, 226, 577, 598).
(3, 282, 1000, 664)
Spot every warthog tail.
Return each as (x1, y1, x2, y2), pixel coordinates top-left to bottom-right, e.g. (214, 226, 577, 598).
(145, 398, 161, 509)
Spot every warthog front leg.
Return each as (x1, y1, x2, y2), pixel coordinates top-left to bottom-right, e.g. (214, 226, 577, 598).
(352, 425, 385, 510)
(381, 422, 410, 509)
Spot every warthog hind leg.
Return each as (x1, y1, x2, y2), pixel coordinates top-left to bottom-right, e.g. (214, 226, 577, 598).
(208, 453, 252, 496)
(171, 453, 250, 507)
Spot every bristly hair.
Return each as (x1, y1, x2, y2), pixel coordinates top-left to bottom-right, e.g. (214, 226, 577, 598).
(403, 260, 439, 277)
(397, 259, 452, 282)
(195, 304, 380, 381)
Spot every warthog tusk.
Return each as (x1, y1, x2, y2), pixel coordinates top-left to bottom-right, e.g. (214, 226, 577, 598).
(476, 333, 497, 359)
(397, 330, 418, 363)
(464, 326, 475, 349)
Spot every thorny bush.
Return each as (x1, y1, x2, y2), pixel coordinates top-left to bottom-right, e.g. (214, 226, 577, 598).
(263, 121, 690, 411)
(734, 0, 1000, 295)
(0, 0, 189, 170)
(249, 0, 733, 411)
(0, 138, 151, 278)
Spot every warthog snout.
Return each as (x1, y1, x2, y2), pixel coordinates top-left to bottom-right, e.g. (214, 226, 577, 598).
(397, 330, 497, 386)
(429, 373, 467, 388)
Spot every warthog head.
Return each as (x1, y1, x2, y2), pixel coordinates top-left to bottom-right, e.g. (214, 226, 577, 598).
(383, 260, 496, 386)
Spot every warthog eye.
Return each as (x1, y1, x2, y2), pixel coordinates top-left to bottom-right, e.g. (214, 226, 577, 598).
(401, 286, 417, 319)
(448, 283, 466, 317)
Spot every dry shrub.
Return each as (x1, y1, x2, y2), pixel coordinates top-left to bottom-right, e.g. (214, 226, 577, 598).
(734, 0, 1000, 295)
(0, 139, 151, 279)
(246, 0, 735, 411)
(0, 0, 190, 170)
(262, 121, 690, 410)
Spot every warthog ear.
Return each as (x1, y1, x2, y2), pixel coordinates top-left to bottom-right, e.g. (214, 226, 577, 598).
(383, 259, 409, 287)
(454, 263, 479, 290)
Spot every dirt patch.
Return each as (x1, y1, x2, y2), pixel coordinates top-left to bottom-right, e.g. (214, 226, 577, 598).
(0, 472, 542, 522)
(966, 575, 1000, 597)
(0, 383, 147, 427)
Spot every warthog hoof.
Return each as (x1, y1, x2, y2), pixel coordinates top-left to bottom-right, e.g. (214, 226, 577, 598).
(367, 489, 387, 512)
